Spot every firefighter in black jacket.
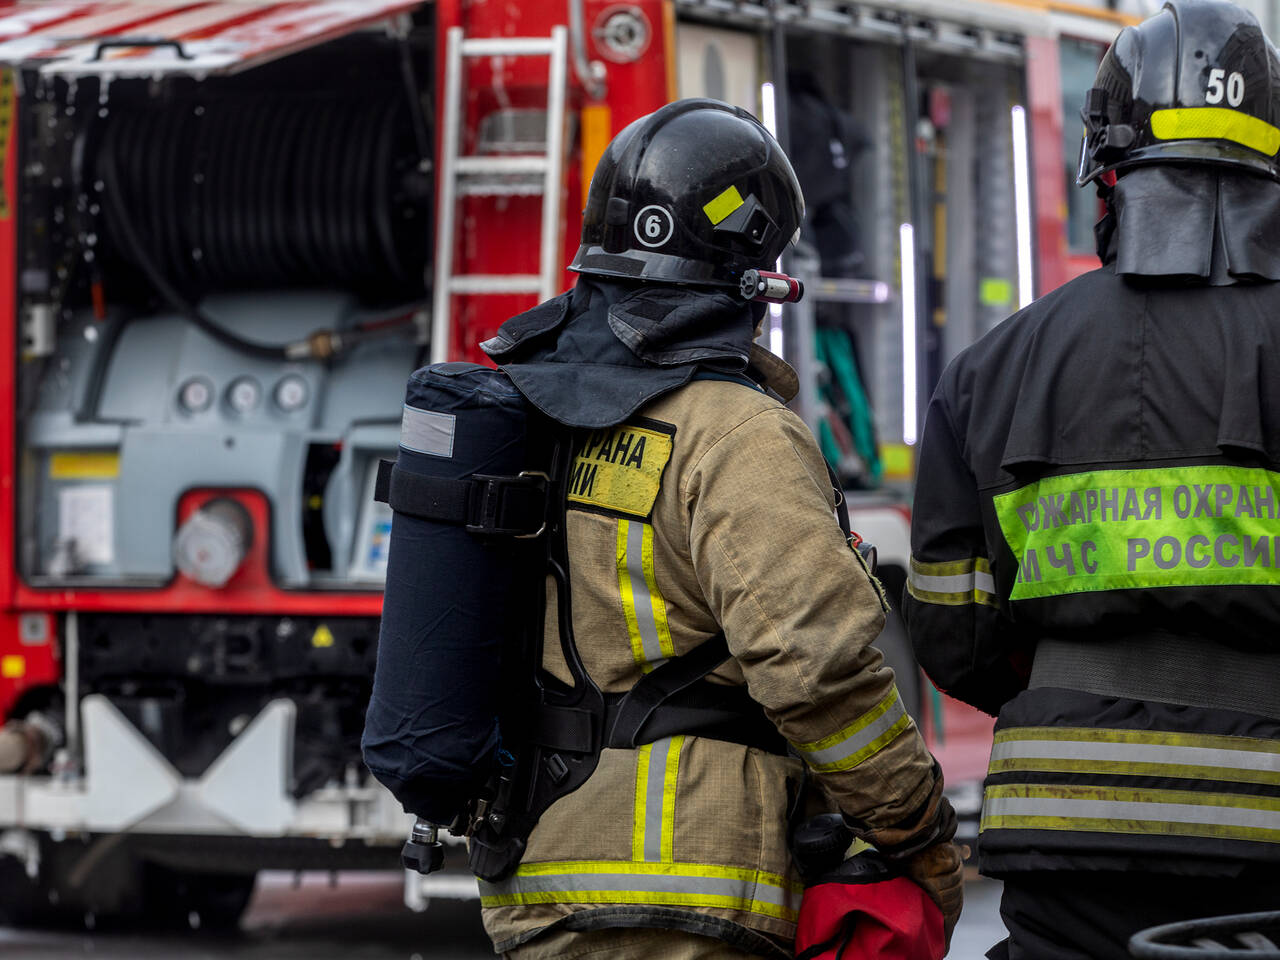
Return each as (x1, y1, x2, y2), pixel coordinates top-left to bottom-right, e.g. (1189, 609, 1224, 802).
(903, 2, 1280, 957)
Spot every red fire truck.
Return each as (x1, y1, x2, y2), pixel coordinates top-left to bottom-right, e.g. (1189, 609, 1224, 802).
(0, 0, 1133, 927)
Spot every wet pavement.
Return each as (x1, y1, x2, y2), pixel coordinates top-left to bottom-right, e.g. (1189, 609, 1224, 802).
(0, 870, 1006, 959)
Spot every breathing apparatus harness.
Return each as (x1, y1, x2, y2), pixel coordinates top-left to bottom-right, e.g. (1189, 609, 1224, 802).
(377, 390, 794, 882)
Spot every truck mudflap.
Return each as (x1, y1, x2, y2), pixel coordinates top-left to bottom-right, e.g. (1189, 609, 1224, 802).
(0, 695, 412, 841)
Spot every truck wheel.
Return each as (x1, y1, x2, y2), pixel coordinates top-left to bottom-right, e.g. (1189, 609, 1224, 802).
(141, 865, 257, 930)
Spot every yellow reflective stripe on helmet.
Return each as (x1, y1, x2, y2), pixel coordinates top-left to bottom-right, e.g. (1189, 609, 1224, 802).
(981, 783, 1280, 844)
(702, 185, 744, 225)
(1151, 107, 1280, 157)
(907, 555, 997, 606)
(793, 686, 912, 772)
(989, 726, 1280, 786)
(477, 859, 804, 922)
(632, 736, 685, 863)
(616, 520, 673, 672)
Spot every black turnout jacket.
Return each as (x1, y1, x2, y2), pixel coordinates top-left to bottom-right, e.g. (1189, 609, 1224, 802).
(905, 264, 1280, 876)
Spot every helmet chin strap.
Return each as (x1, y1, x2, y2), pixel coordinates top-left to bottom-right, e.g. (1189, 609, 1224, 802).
(739, 268, 805, 304)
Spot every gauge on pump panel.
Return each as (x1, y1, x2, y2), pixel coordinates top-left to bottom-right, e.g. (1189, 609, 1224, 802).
(227, 376, 262, 414)
(179, 377, 214, 413)
(274, 374, 309, 412)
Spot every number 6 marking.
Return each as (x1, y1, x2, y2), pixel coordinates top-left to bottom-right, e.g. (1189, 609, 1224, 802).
(633, 205, 674, 248)
(1207, 68, 1246, 106)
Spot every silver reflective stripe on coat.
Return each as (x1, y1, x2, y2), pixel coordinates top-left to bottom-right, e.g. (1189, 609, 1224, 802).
(982, 785, 1280, 839)
(792, 687, 912, 772)
(624, 520, 666, 667)
(399, 404, 456, 458)
(906, 556, 997, 606)
(642, 736, 672, 861)
(477, 860, 804, 922)
(990, 736, 1280, 777)
(909, 568, 996, 594)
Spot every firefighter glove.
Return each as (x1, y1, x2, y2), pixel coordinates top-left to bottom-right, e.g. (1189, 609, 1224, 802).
(903, 837, 965, 953)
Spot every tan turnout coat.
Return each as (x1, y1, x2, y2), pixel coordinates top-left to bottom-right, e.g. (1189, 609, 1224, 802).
(479, 347, 937, 955)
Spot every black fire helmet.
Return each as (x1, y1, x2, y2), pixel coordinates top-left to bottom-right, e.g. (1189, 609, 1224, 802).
(1078, 0, 1280, 186)
(569, 98, 805, 289)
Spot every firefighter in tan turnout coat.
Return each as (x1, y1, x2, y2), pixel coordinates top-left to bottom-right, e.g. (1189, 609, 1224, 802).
(476, 99, 964, 959)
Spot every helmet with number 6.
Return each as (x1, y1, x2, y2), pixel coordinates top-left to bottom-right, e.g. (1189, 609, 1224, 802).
(569, 98, 804, 288)
(1078, 0, 1280, 185)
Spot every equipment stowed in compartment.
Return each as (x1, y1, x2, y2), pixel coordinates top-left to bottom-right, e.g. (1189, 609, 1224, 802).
(93, 93, 431, 300)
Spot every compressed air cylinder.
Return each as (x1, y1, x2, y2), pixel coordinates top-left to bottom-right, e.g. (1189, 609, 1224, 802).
(362, 363, 540, 825)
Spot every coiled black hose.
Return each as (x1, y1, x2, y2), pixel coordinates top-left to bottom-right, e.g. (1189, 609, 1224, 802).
(97, 96, 428, 296)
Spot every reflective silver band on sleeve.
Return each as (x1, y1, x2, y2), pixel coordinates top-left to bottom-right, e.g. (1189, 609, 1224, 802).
(792, 687, 913, 773)
(907, 556, 997, 606)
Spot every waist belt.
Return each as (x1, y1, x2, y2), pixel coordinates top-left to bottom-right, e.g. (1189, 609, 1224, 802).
(1030, 633, 1280, 720)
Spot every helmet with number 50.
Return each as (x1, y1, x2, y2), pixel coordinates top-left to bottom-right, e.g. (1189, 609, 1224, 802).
(1078, 0, 1280, 185)
(569, 98, 804, 289)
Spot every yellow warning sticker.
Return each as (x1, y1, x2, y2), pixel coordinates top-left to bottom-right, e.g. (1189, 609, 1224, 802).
(568, 420, 675, 520)
(311, 625, 335, 648)
(702, 185, 744, 226)
(1, 655, 25, 679)
(49, 451, 120, 479)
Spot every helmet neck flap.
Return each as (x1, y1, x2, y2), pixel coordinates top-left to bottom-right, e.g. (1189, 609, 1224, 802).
(1098, 165, 1280, 284)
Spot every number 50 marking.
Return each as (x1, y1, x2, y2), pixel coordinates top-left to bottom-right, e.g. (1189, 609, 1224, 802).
(1206, 68, 1245, 107)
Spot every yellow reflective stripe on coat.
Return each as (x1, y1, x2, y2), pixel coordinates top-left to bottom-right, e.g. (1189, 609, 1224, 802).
(1150, 107, 1280, 157)
(632, 736, 685, 862)
(907, 556, 997, 606)
(981, 783, 1280, 845)
(989, 726, 1280, 786)
(477, 859, 804, 922)
(617, 520, 676, 671)
(792, 687, 911, 772)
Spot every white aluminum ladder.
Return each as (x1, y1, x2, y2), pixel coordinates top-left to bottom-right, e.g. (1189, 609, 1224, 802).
(430, 25, 570, 364)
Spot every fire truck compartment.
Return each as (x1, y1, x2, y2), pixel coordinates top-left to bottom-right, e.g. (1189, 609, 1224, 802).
(15, 27, 433, 591)
(5, 14, 436, 858)
(22, 292, 408, 588)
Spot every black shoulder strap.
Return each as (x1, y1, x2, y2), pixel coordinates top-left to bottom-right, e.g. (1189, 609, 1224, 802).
(604, 634, 787, 754)
(605, 634, 730, 748)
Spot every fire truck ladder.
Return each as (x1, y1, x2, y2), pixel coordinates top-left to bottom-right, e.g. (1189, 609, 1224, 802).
(430, 25, 570, 364)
